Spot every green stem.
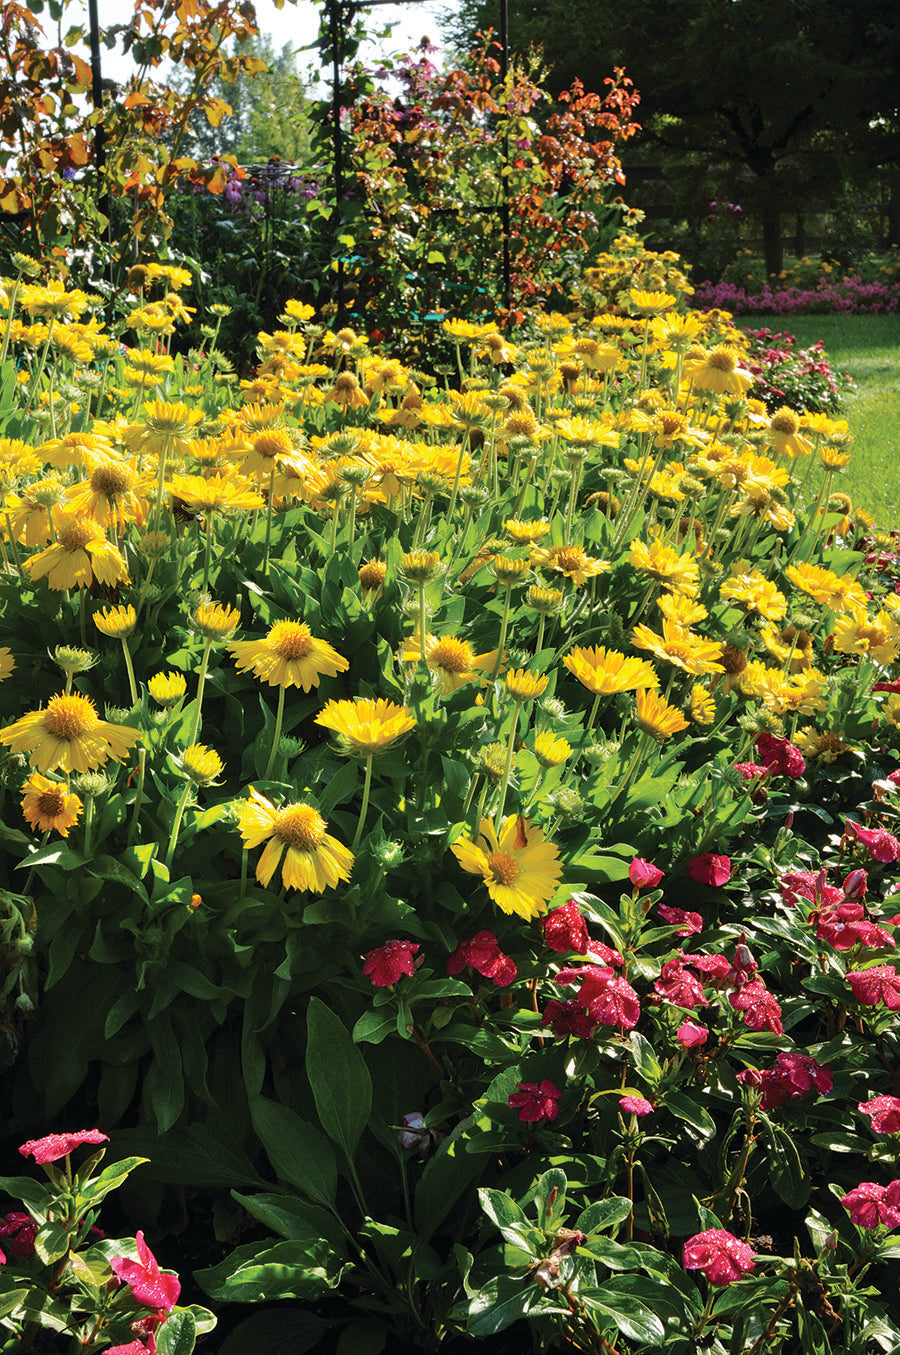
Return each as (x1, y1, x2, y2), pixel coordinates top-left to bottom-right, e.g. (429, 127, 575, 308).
(152, 434, 173, 534)
(492, 585, 513, 678)
(164, 782, 192, 869)
(263, 467, 276, 574)
(202, 509, 215, 594)
(83, 793, 95, 860)
(120, 638, 138, 707)
(126, 748, 147, 849)
(188, 638, 213, 745)
(494, 700, 522, 829)
(352, 754, 374, 852)
(262, 684, 286, 780)
(417, 581, 427, 664)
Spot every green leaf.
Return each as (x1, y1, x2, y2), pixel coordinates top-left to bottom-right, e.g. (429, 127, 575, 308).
(231, 1192, 345, 1251)
(762, 1121, 809, 1208)
(217, 1309, 329, 1355)
(663, 1089, 717, 1144)
(250, 1097, 338, 1207)
(35, 1221, 70, 1264)
(306, 997, 372, 1162)
(578, 1288, 666, 1345)
(0, 1289, 28, 1320)
(574, 1195, 633, 1234)
(15, 841, 84, 871)
(156, 1311, 197, 1355)
(465, 1276, 563, 1337)
(352, 1009, 397, 1045)
(195, 1239, 345, 1303)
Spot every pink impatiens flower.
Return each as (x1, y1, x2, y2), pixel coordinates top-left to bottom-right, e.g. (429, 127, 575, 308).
(758, 1052, 833, 1110)
(683, 1228, 756, 1285)
(653, 959, 707, 1008)
(755, 732, 806, 778)
(677, 1021, 709, 1047)
(859, 1095, 900, 1134)
(687, 853, 732, 887)
(0, 1212, 38, 1257)
(18, 1129, 109, 1164)
(848, 965, 900, 1009)
(841, 1181, 900, 1230)
(508, 1080, 562, 1123)
(728, 980, 783, 1034)
(362, 939, 420, 987)
(110, 1231, 181, 1311)
(845, 820, 900, 863)
(541, 999, 597, 1040)
(447, 931, 517, 986)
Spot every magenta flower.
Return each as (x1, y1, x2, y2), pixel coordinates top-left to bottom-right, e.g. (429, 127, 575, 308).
(362, 939, 420, 987)
(779, 868, 842, 908)
(755, 732, 806, 778)
(0, 1212, 38, 1257)
(848, 965, 900, 1009)
(683, 1228, 756, 1285)
(677, 1021, 709, 1047)
(728, 980, 783, 1034)
(859, 1095, 900, 1134)
(541, 901, 589, 953)
(110, 1231, 181, 1311)
(583, 937, 624, 966)
(812, 902, 894, 951)
(619, 1095, 654, 1117)
(758, 1052, 833, 1110)
(841, 1182, 900, 1230)
(541, 999, 597, 1039)
(658, 903, 703, 935)
(508, 1080, 562, 1123)
(681, 951, 731, 979)
(687, 853, 732, 887)
(735, 761, 769, 783)
(845, 820, 900, 863)
(447, 930, 516, 986)
(629, 857, 663, 890)
(653, 959, 707, 1008)
(18, 1129, 109, 1164)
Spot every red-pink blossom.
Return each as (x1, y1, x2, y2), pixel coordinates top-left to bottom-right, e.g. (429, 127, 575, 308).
(629, 857, 663, 890)
(779, 869, 842, 909)
(848, 965, 900, 1009)
(541, 900, 589, 953)
(541, 999, 597, 1039)
(658, 903, 703, 935)
(683, 1229, 756, 1285)
(0, 1212, 37, 1257)
(859, 1095, 900, 1134)
(619, 1095, 654, 1117)
(845, 820, 900, 863)
(755, 732, 806, 778)
(843, 868, 868, 900)
(653, 959, 707, 1008)
(680, 952, 731, 979)
(728, 980, 783, 1034)
(110, 1232, 181, 1311)
(584, 937, 624, 966)
(447, 931, 516, 986)
(735, 761, 769, 782)
(841, 1182, 900, 1230)
(18, 1130, 109, 1164)
(677, 1021, 709, 1047)
(687, 853, 732, 887)
(758, 1052, 833, 1110)
(508, 1080, 562, 1123)
(812, 902, 894, 951)
(362, 939, 420, 987)
(105, 1344, 153, 1355)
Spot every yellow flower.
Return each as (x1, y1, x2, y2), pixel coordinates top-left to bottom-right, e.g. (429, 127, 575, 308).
(505, 668, 549, 701)
(785, 562, 867, 613)
(401, 550, 442, 583)
(532, 731, 571, 767)
(148, 671, 187, 707)
(628, 537, 699, 597)
(40, 430, 114, 472)
(25, 516, 130, 592)
(0, 648, 14, 681)
(0, 693, 140, 773)
(451, 814, 562, 920)
(631, 619, 724, 676)
(688, 683, 716, 725)
(766, 408, 813, 459)
(635, 688, 690, 740)
(526, 586, 564, 615)
(719, 572, 788, 623)
(21, 773, 83, 837)
(194, 601, 242, 641)
(237, 787, 354, 893)
(404, 634, 499, 695)
(504, 518, 550, 545)
(141, 400, 204, 455)
(629, 288, 676, 315)
(181, 743, 225, 784)
(833, 607, 900, 666)
(793, 726, 852, 763)
(315, 698, 415, 755)
(493, 556, 531, 586)
(94, 604, 137, 639)
(65, 458, 148, 531)
(564, 646, 659, 696)
(230, 620, 349, 691)
(358, 559, 387, 597)
(530, 543, 610, 588)
(169, 472, 263, 515)
(658, 593, 708, 626)
(684, 346, 754, 396)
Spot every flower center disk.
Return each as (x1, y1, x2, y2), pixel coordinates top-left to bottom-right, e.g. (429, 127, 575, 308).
(274, 804, 327, 851)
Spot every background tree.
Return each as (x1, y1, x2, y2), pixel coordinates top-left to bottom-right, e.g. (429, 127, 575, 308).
(447, 0, 900, 275)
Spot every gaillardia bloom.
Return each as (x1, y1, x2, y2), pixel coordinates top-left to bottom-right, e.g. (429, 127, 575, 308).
(21, 773, 83, 837)
(451, 815, 562, 920)
(404, 634, 499, 695)
(564, 645, 658, 696)
(230, 620, 349, 690)
(24, 516, 130, 591)
(315, 697, 415, 754)
(0, 694, 140, 773)
(237, 787, 354, 893)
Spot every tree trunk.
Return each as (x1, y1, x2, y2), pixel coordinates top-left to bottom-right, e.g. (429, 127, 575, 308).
(760, 198, 783, 278)
(794, 212, 806, 257)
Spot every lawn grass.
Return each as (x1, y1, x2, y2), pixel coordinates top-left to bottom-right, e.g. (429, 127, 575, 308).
(736, 314, 900, 527)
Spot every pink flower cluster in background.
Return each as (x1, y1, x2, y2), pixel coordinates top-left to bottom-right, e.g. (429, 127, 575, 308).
(693, 276, 900, 315)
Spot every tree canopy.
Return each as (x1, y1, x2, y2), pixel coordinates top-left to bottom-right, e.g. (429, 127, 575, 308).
(448, 0, 900, 273)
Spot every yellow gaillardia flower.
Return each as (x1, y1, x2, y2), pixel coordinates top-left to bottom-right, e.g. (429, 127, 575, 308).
(719, 572, 788, 623)
(181, 743, 225, 784)
(451, 815, 562, 920)
(141, 400, 204, 455)
(794, 726, 852, 763)
(25, 516, 130, 592)
(0, 693, 140, 773)
(684, 346, 754, 396)
(404, 634, 499, 695)
(66, 459, 148, 531)
(21, 773, 83, 837)
(237, 787, 354, 893)
(315, 698, 415, 755)
(194, 601, 241, 641)
(0, 648, 14, 682)
(505, 518, 550, 545)
(631, 619, 725, 677)
(785, 562, 867, 614)
(169, 471, 263, 515)
(530, 543, 610, 588)
(148, 671, 187, 707)
(688, 683, 717, 725)
(230, 620, 349, 691)
(532, 731, 571, 767)
(505, 669, 549, 702)
(493, 555, 531, 586)
(401, 550, 442, 583)
(635, 688, 690, 740)
(628, 537, 699, 597)
(564, 646, 659, 697)
(93, 604, 137, 639)
(833, 607, 900, 666)
(358, 559, 387, 598)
